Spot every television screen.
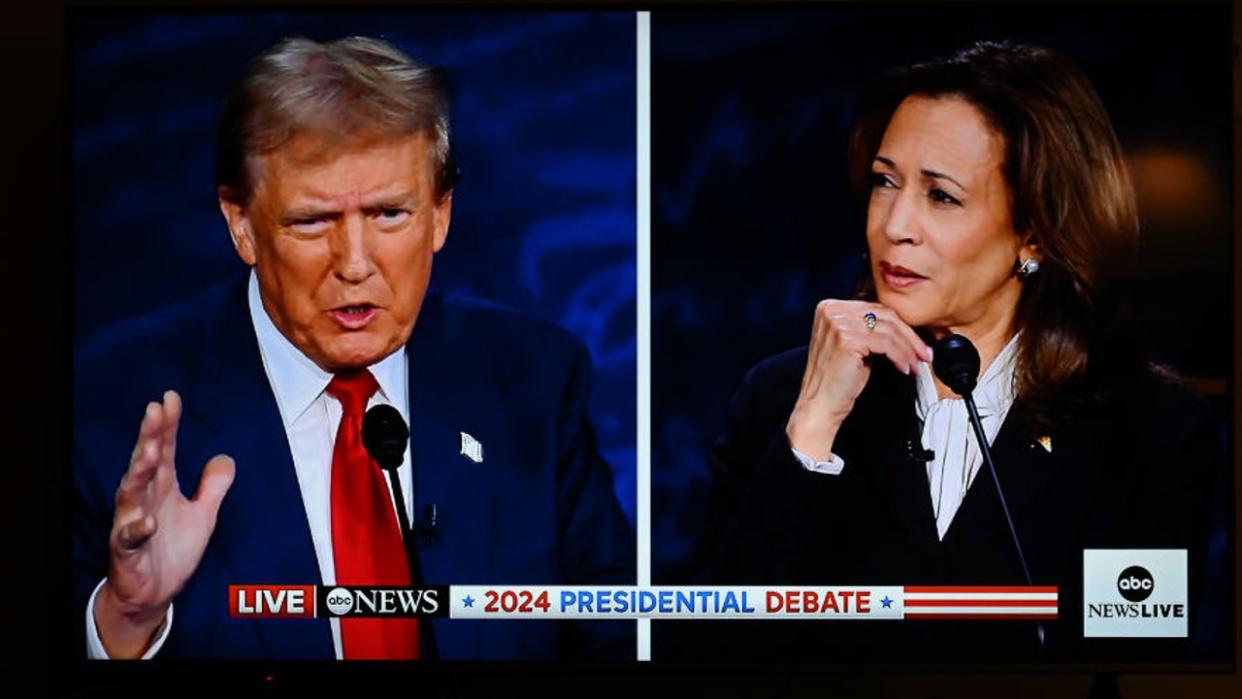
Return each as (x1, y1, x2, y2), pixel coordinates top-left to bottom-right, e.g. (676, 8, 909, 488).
(57, 1, 1235, 692)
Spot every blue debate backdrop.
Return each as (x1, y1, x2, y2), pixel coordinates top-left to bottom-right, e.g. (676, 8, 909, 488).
(650, 4, 1231, 662)
(71, 12, 637, 524)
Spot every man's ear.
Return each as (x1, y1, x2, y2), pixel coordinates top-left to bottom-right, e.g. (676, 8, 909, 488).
(432, 191, 453, 253)
(219, 190, 257, 266)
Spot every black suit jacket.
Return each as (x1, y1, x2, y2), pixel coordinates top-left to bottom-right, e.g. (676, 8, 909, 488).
(658, 347, 1219, 663)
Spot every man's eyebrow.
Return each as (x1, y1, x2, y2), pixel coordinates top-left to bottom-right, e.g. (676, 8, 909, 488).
(361, 192, 417, 209)
(279, 206, 339, 223)
(278, 192, 417, 221)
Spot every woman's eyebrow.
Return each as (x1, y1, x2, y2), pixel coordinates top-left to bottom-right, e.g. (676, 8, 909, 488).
(921, 168, 967, 192)
(874, 155, 968, 191)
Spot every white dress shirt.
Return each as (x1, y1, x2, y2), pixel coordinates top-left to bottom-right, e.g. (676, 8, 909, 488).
(793, 333, 1021, 540)
(87, 270, 414, 659)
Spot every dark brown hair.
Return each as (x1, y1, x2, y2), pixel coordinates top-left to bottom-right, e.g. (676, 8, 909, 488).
(216, 36, 457, 204)
(848, 40, 1143, 433)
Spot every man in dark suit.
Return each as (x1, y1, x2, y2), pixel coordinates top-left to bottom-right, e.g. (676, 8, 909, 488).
(73, 35, 633, 661)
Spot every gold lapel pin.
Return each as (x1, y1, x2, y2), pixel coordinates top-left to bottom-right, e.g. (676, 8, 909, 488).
(1036, 435, 1053, 453)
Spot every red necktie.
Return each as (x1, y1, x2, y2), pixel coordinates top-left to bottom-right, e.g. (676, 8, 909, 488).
(327, 369, 419, 660)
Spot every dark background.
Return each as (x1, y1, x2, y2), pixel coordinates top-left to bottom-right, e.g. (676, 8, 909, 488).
(649, 2, 1233, 663)
(69, 10, 638, 523)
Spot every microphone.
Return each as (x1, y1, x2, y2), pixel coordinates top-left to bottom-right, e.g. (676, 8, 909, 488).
(362, 404, 414, 542)
(906, 414, 936, 462)
(931, 333, 980, 396)
(362, 404, 439, 660)
(932, 333, 1044, 647)
(361, 405, 442, 548)
(419, 503, 439, 545)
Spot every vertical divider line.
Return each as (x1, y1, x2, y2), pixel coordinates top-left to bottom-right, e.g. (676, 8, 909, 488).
(635, 9, 652, 662)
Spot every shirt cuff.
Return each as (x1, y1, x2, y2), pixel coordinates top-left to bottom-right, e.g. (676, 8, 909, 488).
(790, 447, 846, 475)
(85, 577, 173, 660)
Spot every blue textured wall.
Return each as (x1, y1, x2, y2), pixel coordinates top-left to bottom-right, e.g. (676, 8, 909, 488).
(71, 11, 637, 523)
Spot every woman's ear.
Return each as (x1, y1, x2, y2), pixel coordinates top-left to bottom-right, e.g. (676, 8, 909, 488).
(1019, 232, 1043, 264)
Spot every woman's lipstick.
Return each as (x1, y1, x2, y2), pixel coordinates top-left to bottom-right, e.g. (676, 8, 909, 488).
(879, 261, 928, 290)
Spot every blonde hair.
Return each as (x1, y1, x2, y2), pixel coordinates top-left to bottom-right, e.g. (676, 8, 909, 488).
(215, 36, 455, 203)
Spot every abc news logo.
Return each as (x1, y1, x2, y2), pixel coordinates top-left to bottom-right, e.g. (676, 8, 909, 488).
(1086, 565, 1185, 620)
(321, 586, 447, 618)
(1117, 566, 1154, 602)
(1083, 549, 1187, 638)
(229, 585, 449, 618)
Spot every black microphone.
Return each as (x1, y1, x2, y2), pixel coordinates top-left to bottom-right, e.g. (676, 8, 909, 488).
(931, 333, 980, 396)
(362, 404, 414, 542)
(932, 333, 1044, 647)
(361, 404, 439, 660)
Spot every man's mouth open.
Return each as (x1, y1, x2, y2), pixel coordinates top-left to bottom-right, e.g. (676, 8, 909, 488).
(328, 304, 379, 330)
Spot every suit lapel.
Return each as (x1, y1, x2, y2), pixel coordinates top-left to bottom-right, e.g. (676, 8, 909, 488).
(405, 293, 494, 657)
(940, 405, 1072, 581)
(984, 415, 1066, 519)
(849, 365, 1073, 571)
(834, 359, 1086, 585)
(181, 275, 333, 658)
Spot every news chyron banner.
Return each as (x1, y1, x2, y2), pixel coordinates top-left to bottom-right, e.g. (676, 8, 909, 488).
(228, 585, 1058, 621)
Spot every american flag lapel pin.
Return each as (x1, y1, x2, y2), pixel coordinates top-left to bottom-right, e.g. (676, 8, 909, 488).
(460, 431, 484, 463)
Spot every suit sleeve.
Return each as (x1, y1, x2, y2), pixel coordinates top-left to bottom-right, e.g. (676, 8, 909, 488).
(693, 356, 861, 585)
(656, 354, 864, 661)
(74, 443, 176, 660)
(72, 448, 111, 659)
(85, 578, 173, 659)
(553, 339, 636, 660)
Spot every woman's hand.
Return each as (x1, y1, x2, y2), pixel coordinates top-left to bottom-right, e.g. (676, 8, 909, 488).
(786, 300, 932, 461)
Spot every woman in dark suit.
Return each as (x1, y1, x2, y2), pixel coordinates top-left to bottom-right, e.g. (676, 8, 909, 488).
(687, 40, 1220, 661)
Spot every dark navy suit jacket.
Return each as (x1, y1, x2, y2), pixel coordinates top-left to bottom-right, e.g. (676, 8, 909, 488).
(656, 347, 1220, 662)
(73, 273, 635, 660)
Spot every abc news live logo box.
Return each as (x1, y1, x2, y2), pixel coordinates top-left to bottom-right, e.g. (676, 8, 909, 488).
(229, 585, 450, 618)
(1083, 549, 1188, 638)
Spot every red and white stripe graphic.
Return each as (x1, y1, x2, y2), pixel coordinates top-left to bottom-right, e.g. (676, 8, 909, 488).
(902, 586, 1058, 620)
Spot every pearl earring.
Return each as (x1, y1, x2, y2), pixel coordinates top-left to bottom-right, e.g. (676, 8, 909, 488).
(1016, 258, 1040, 279)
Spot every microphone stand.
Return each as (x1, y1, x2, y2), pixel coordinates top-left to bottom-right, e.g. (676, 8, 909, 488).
(382, 466, 440, 662)
(960, 392, 1046, 649)
(933, 333, 1046, 649)
(387, 469, 415, 555)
